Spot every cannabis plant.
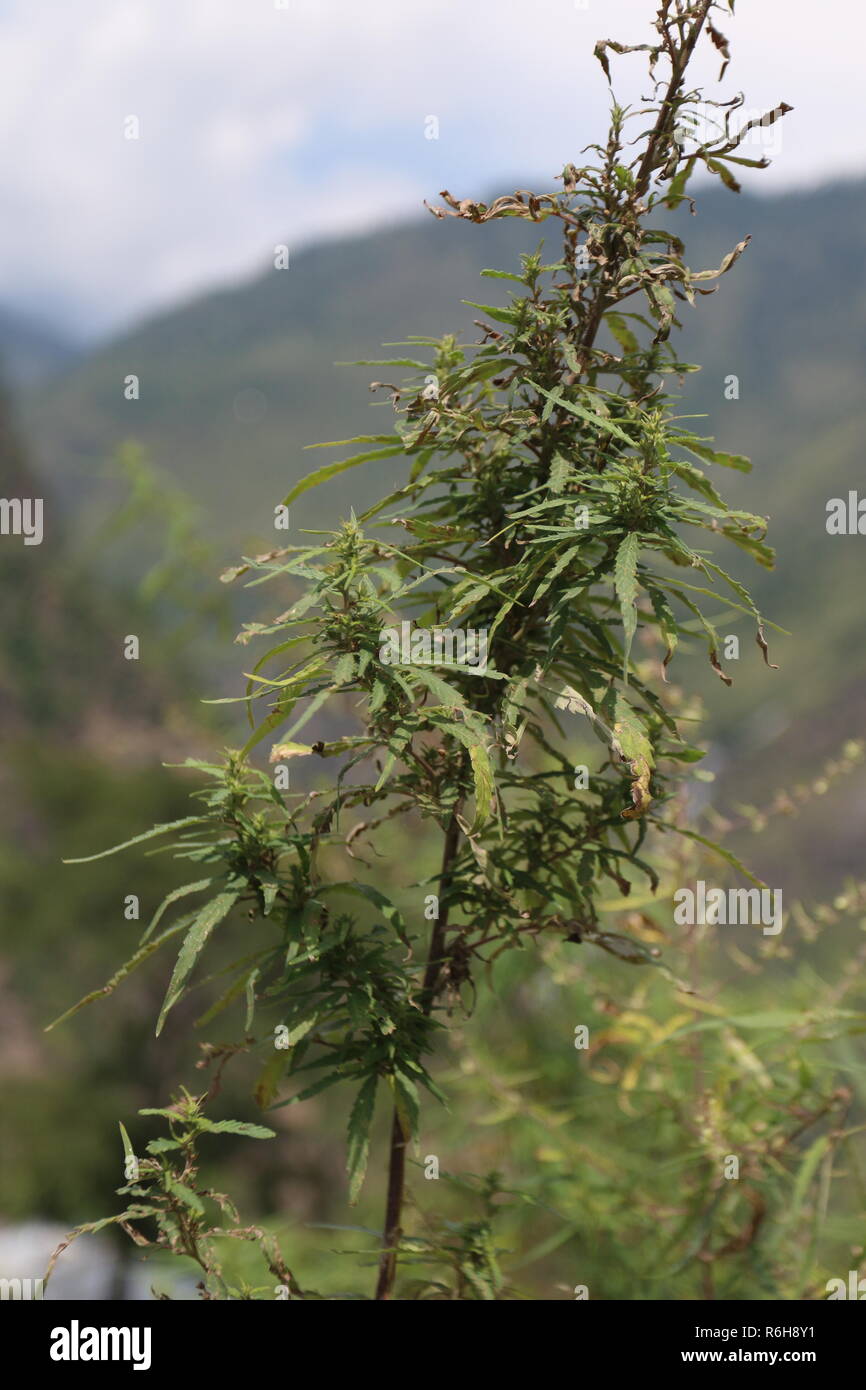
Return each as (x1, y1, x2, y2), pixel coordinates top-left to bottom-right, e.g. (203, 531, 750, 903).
(46, 1091, 301, 1302)
(54, 0, 791, 1299)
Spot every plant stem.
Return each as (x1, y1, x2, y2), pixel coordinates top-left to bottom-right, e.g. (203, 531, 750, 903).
(373, 5, 716, 1303)
(374, 807, 461, 1300)
(578, 0, 713, 365)
(374, 1106, 408, 1301)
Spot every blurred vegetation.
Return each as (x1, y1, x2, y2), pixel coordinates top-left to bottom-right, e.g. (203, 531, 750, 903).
(4, 408, 866, 1296)
(46, 762, 866, 1301)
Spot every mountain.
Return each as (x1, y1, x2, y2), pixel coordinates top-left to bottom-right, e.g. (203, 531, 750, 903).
(0, 306, 79, 389)
(16, 176, 866, 874)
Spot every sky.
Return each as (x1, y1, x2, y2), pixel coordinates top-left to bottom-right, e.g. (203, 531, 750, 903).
(0, 0, 863, 342)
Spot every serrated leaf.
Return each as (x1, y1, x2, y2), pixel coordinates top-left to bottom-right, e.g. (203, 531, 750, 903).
(605, 312, 639, 354)
(392, 1069, 420, 1144)
(254, 1051, 287, 1110)
(528, 380, 636, 446)
(283, 446, 406, 506)
(670, 436, 751, 473)
(194, 961, 262, 1028)
(530, 543, 582, 606)
(468, 742, 495, 832)
(667, 588, 733, 686)
(614, 532, 640, 678)
(462, 299, 521, 326)
(335, 358, 429, 368)
(156, 892, 240, 1035)
(203, 1120, 276, 1139)
(347, 1074, 377, 1205)
(280, 1013, 320, 1048)
(140, 879, 212, 945)
(318, 882, 408, 944)
(479, 267, 524, 283)
(647, 584, 678, 679)
(436, 720, 495, 832)
(657, 823, 765, 887)
(46, 918, 190, 1031)
(547, 453, 571, 494)
(410, 666, 466, 709)
(609, 693, 654, 820)
(167, 1179, 205, 1215)
(62, 817, 207, 865)
(305, 434, 403, 450)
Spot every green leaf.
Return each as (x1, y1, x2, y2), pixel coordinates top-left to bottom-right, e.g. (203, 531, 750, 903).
(605, 313, 640, 354)
(239, 701, 297, 760)
(202, 1120, 276, 1139)
(410, 666, 466, 709)
(167, 1179, 205, 1215)
(670, 460, 726, 507)
(194, 959, 264, 1028)
(140, 879, 213, 944)
(305, 434, 403, 450)
(729, 1011, 809, 1030)
(647, 584, 678, 677)
(119, 1122, 134, 1161)
(46, 918, 191, 1031)
(614, 532, 640, 677)
(547, 453, 571, 494)
(335, 358, 429, 368)
(279, 1014, 320, 1048)
(347, 1074, 377, 1204)
(666, 587, 732, 685)
(530, 543, 582, 606)
(156, 892, 240, 1035)
(283, 446, 406, 506)
(461, 299, 521, 326)
(656, 823, 765, 887)
(277, 683, 335, 743)
(275, 1069, 347, 1108)
(791, 1135, 830, 1222)
(318, 882, 408, 944)
(63, 817, 207, 865)
(468, 741, 495, 832)
(528, 380, 636, 446)
(669, 436, 751, 473)
(394, 1073, 422, 1139)
(608, 692, 654, 820)
(392, 1069, 420, 1144)
(479, 268, 525, 283)
(254, 1051, 287, 1110)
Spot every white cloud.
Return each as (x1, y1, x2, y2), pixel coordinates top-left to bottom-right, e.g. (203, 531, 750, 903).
(0, 0, 861, 338)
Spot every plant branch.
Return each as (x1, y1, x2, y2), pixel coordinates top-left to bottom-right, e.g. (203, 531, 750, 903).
(374, 805, 462, 1299)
